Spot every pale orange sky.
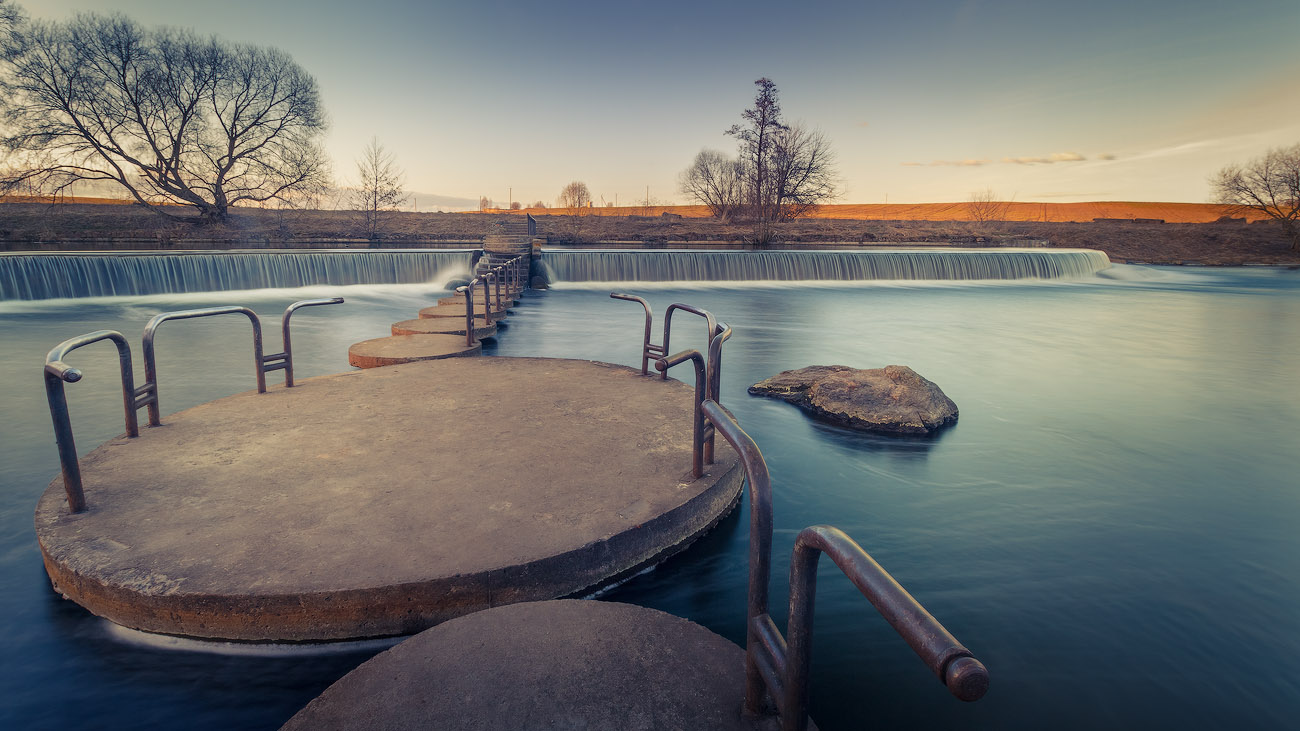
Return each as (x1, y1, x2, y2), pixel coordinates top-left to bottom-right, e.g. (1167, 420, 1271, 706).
(25, 0, 1300, 209)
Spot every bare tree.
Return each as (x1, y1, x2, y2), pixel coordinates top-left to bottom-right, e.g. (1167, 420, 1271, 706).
(479, 196, 493, 211)
(558, 180, 590, 212)
(727, 78, 786, 222)
(966, 188, 1011, 223)
(1211, 143, 1300, 251)
(531, 200, 547, 209)
(0, 0, 19, 39)
(771, 124, 837, 219)
(351, 137, 407, 239)
(509, 201, 521, 210)
(679, 149, 744, 222)
(0, 12, 329, 223)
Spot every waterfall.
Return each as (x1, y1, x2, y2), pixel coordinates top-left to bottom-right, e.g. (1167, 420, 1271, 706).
(541, 248, 1111, 282)
(0, 250, 475, 300)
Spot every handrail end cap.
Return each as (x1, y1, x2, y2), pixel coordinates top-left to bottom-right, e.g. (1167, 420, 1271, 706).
(946, 656, 989, 702)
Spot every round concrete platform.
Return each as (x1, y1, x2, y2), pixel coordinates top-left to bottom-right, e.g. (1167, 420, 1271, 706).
(35, 358, 742, 641)
(418, 304, 497, 320)
(391, 318, 496, 339)
(348, 334, 482, 368)
(438, 294, 515, 308)
(283, 600, 787, 730)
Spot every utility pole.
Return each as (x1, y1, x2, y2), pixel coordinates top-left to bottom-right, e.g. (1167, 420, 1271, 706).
(508, 187, 512, 209)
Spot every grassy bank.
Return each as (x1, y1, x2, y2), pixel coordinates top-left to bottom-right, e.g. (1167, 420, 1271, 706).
(1, 201, 1296, 266)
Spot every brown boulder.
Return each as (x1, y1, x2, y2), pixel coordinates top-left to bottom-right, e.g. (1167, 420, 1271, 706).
(749, 365, 958, 435)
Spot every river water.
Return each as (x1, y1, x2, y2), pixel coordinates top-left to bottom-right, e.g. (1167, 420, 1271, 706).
(1, 255, 1297, 729)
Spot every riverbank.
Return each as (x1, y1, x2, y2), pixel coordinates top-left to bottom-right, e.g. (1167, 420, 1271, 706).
(2, 201, 1296, 266)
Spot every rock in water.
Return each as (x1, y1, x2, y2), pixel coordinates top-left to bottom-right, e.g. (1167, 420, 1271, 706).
(749, 365, 958, 435)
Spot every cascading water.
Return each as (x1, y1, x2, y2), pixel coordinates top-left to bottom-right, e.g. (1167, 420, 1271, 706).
(0, 250, 475, 300)
(540, 248, 1111, 283)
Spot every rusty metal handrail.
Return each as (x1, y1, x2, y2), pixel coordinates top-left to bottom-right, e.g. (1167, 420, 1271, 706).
(699, 400, 989, 728)
(43, 299, 344, 512)
(654, 349, 707, 478)
(663, 303, 718, 383)
(457, 279, 480, 347)
(270, 298, 344, 388)
(489, 266, 503, 311)
(609, 296, 726, 386)
(610, 293, 661, 375)
(704, 323, 731, 462)
(783, 526, 989, 729)
(43, 330, 140, 513)
(699, 400, 774, 715)
(142, 306, 264, 426)
(656, 321, 731, 474)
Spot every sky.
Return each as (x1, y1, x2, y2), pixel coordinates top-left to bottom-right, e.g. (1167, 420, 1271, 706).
(21, 0, 1300, 209)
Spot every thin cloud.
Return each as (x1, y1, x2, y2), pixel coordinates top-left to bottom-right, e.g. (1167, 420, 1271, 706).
(1003, 152, 1088, 165)
(905, 152, 1093, 167)
(856, 121, 870, 128)
(1098, 153, 1117, 160)
(901, 158, 990, 167)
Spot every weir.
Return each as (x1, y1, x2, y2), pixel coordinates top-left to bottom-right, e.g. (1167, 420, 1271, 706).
(0, 250, 475, 300)
(540, 248, 1111, 282)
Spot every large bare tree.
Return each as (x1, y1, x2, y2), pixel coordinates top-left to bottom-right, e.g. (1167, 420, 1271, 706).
(0, 11, 329, 223)
(352, 137, 407, 239)
(1211, 143, 1300, 251)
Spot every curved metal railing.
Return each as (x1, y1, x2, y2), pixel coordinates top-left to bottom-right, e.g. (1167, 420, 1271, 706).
(456, 254, 527, 347)
(699, 400, 989, 729)
(610, 294, 728, 386)
(43, 331, 139, 513)
(42, 298, 344, 512)
(654, 317, 731, 477)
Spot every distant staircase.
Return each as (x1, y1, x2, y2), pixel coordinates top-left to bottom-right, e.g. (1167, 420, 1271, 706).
(480, 214, 537, 279)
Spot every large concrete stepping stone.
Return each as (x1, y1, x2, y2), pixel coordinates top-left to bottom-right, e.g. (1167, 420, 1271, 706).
(35, 358, 741, 640)
(391, 318, 496, 339)
(282, 600, 783, 730)
(439, 294, 514, 308)
(348, 334, 482, 368)
(417, 304, 498, 320)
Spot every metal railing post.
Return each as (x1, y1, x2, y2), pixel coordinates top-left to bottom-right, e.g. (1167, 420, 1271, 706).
(141, 306, 266, 426)
(272, 297, 344, 388)
(783, 526, 989, 730)
(700, 400, 773, 716)
(703, 323, 731, 465)
(663, 303, 718, 383)
(43, 330, 139, 513)
(457, 278, 480, 347)
(654, 350, 706, 479)
(610, 293, 657, 375)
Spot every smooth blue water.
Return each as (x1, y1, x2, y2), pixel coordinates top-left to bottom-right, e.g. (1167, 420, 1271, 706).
(1, 264, 1297, 729)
